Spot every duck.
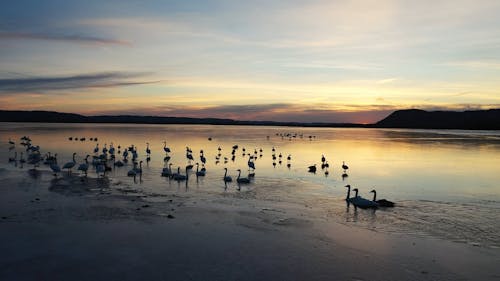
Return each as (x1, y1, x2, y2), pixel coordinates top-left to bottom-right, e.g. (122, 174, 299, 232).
(308, 164, 317, 173)
(342, 161, 349, 171)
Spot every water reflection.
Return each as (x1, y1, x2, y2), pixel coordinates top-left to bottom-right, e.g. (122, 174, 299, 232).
(1, 123, 500, 247)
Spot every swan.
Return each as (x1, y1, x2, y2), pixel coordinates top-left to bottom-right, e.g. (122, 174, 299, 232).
(128, 161, 142, 176)
(135, 161, 143, 174)
(77, 155, 90, 176)
(173, 166, 188, 181)
(96, 163, 106, 177)
(161, 163, 173, 177)
(195, 163, 205, 177)
(50, 162, 61, 177)
(351, 188, 379, 209)
(223, 168, 232, 182)
(114, 158, 124, 167)
(345, 185, 357, 202)
(127, 168, 137, 177)
(236, 169, 251, 184)
(62, 153, 77, 174)
(27, 152, 42, 169)
(370, 189, 395, 207)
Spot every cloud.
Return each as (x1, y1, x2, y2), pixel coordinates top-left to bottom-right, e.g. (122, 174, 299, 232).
(442, 60, 500, 70)
(0, 72, 156, 93)
(82, 102, 500, 124)
(0, 32, 130, 46)
(85, 103, 399, 124)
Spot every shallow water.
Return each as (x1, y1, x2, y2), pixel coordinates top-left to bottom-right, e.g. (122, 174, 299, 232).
(1, 122, 499, 248)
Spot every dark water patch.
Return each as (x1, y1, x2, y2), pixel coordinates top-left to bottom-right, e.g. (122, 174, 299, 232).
(49, 176, 110, 196)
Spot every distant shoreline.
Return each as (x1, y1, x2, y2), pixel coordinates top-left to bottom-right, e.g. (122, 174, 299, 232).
(1, 109, 499, 130)
(0, 110, 369, 128)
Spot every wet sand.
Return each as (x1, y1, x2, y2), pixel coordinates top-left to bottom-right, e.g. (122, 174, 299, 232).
(0, 169, 499, 281)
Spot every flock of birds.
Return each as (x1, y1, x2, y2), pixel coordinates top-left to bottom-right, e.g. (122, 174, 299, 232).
(345, 184, 394, 208)
(6, 135, 395, 208)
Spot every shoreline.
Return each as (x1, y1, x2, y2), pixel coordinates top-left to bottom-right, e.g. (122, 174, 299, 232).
(1, 169, 499, 280)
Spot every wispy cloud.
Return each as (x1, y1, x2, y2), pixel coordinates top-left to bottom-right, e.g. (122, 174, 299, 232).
(0, 72, 156, 93)
(0, 32, 130, 46)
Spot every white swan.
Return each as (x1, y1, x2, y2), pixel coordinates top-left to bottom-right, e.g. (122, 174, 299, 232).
(345, 185, 357, 202)
(173, 166, 188, 181)
(161, 163, 173, 177)
(236, 169, 250, 184)
(351, 188, 378, 209)
(77, 155, 90, 176)
(223, 168, 232, 182)
(50, 155, 61, 177)
(370, 189, 395, 207)
(62, 153, 77, 174)
(195, 163, 205, 177)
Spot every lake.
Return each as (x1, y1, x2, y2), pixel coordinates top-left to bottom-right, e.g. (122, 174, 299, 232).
(1, 122, 499, 248)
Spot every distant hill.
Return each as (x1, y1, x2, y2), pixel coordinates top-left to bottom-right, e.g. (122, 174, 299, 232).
(1, 109, 499, 129)
(0, 110, 364, 128)
(375, 109, 500, 130)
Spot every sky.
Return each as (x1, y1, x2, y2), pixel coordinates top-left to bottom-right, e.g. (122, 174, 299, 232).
(1, 0, 500, 123)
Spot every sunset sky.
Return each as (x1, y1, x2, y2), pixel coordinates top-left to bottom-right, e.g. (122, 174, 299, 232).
(1, 0, 499, 123)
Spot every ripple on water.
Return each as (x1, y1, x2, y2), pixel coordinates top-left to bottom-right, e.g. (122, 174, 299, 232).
(1, 124, 500, 249)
